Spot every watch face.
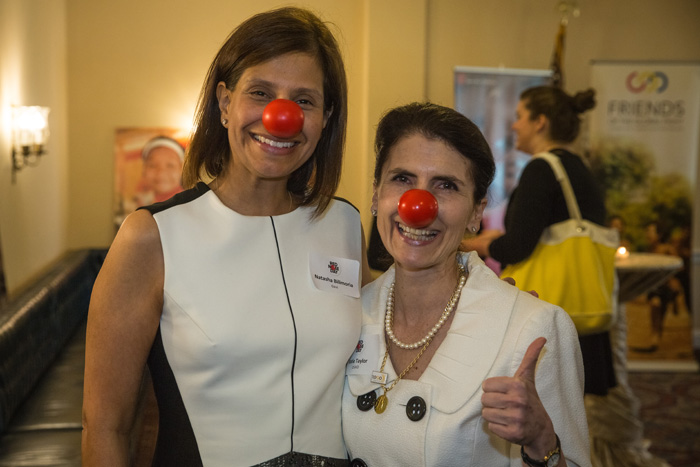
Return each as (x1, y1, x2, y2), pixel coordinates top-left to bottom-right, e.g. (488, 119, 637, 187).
(546, 452, 561, 467)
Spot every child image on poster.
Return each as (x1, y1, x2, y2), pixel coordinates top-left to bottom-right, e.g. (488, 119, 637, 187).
(135, 136, 185, 205)
(113, 129, 189, 231)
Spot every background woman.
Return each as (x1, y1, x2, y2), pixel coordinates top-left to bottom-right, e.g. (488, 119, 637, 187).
(82, 7, 369, 466)
(343, 102, 590, 466)
(463, 86, 621, 466)
(463, 86, 616, 400)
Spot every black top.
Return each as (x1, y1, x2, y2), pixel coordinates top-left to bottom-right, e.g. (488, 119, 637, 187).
(489, 148, 606, 267)
(367, 217, 393, 272)
(489, 148, 615, 395)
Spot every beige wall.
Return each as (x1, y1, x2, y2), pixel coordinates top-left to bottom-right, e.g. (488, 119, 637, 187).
(427, 0, 700, 106)
(64, 0, 427, 250)
(2, 0, 700, 343)
(0, 0, 69, 295)
(342, 0, 428, 220)
(62, 0, 700, 244)
(62, 0, 700, 250)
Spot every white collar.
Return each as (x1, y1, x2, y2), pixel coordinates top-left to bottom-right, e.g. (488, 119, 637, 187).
(348, 251, 520, 413)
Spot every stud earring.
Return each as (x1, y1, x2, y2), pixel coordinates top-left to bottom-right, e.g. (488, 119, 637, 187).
(471, 226, 477, 233)
(222, 118, 228, 126)
(371, 208, 377, 216)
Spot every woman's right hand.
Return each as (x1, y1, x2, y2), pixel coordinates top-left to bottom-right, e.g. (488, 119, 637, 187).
(480, 338, 565, 465)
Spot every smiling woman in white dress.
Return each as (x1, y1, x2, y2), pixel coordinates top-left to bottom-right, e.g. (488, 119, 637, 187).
(343, 102, 591, 467)
(82, 8, 371, 466)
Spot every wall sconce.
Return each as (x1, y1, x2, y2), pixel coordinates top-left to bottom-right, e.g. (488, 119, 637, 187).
(11, 106, 50, 180)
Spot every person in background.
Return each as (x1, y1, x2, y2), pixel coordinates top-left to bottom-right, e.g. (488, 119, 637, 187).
(608, 214, 632, 252)
(669, 225, 691, 317)
(462, 86, 616, 399)
(644, 221, 682, 351)
(343, 102, 590, 466)
(82, 7, 370, 466)
(462, 86, 625, 466)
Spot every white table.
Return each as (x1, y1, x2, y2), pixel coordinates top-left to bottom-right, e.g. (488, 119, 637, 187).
(615, 252, 683, 303)
(586, 253, 682, 467)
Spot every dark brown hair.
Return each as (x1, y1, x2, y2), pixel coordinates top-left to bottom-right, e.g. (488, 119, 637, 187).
(521, 86, 596, 143)
(183, 7, 347, 216)
(374, 102, 495, 202)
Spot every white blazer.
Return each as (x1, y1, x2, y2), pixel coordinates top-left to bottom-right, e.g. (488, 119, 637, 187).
(342, 252, 591, 467)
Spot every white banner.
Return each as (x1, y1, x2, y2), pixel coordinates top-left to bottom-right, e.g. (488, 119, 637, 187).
(590, 61, 700, 365)
(590, 62, 700, 176)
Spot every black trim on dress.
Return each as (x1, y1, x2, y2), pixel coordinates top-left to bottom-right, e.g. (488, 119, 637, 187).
(270, 216, 298, 453)
(148, 327, 204, 466)
(138, 181, 211, 216)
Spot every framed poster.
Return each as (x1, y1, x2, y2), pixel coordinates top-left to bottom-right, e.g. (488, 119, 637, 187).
(454, 66, 551, 272)
(113, 127, 190, 230)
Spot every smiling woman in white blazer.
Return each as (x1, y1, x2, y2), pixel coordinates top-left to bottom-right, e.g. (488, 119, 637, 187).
(342, 102, 591, 467)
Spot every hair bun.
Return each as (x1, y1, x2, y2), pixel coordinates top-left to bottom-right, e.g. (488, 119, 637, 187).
(572, 88, 596, 114)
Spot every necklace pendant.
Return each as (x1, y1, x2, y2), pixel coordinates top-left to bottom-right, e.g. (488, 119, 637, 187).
(374, 393, 388, 414)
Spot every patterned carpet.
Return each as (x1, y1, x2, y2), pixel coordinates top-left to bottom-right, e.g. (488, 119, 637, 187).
(131, 369, 700, 466)
(627, 370, 700, 467)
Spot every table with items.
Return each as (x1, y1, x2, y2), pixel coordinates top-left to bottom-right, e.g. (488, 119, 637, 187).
(586, 252, 682, 467)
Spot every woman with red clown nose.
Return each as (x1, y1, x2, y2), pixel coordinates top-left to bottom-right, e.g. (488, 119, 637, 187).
(83, 7, 371, 466)
(343, 102, 590, 467)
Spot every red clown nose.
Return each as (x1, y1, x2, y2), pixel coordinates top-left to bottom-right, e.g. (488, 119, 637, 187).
(262, 99, 305, 138)
(397, 189, 438, 228)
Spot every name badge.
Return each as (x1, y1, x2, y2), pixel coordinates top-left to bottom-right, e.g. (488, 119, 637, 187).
(370, 371, 388, 385)
(310, 252, 360, 298)
(346, 332, 380, 375)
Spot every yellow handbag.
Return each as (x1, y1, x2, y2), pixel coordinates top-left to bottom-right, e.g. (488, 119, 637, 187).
(500, 152, 619, 335)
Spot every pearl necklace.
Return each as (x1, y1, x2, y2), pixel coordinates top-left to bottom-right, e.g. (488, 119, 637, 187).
(384, 264, 466, 350)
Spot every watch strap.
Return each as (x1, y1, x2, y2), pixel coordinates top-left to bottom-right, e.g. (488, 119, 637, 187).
(520, 434, 561, 467)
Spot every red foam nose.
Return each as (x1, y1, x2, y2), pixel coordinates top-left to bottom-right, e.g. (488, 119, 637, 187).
(262, 99, 305, 138)
(397, 189, 438, 228)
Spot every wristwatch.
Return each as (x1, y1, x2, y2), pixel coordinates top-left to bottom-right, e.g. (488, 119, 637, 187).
(520, 434, 561, 467)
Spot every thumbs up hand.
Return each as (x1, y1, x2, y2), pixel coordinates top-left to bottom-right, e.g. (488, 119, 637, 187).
(481, 337, 558, 456)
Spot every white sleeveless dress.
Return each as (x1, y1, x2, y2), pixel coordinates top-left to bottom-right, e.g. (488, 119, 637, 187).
(144, 183, 362, 466)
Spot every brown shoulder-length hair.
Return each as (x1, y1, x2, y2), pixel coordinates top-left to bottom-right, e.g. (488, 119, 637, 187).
(183, 7, 347, 217)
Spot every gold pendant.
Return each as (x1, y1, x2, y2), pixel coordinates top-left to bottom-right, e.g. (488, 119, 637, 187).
(374, 394, 388, 414)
